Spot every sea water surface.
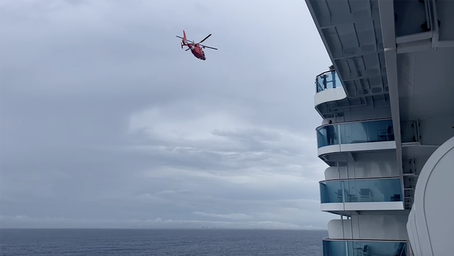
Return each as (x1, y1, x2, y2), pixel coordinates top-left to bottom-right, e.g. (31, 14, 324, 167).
(0, 229, 327, 256)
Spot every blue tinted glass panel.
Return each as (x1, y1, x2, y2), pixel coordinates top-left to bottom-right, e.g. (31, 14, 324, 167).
(317, 125, 338, 148)
(323, 240, 407, 256)
(340, 122, 369, 144)
(320, 182, 343, 203)
(367, 119, 394, 142)
(316, 71, 342, 93)
(320, 178, 402, 203)
(340, 120, 394, 144)
(317, 120, 394, 149)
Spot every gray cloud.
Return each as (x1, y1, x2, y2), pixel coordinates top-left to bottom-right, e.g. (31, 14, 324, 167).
(0, 0, 333, 229)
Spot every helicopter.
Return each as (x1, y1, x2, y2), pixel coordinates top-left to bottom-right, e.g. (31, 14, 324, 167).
(176, 30, 218, 60)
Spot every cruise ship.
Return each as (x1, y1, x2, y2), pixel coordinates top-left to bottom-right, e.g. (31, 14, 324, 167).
(304, 0, 454, 255)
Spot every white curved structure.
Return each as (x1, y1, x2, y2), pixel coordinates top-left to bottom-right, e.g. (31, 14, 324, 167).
(314, 86, 346, 107)
(317, 141, 395, 157)
(407, 136, 454, 256)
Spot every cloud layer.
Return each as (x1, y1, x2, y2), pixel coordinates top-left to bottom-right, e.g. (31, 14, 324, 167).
(0, 0, 333, 229)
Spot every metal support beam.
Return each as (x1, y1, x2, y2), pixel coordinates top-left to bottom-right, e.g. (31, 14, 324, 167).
(332, 51, 382, 61)
(397, 39, 432, 54)
(396, 32, 432, 44)
(378, 0, 405, 211)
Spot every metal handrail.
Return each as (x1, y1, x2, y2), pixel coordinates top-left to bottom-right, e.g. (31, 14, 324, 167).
(315, 69, 335, 78)
(319, 176, 401, 183)
(315, 118, 392, 130)
(323, 238, 408, 242)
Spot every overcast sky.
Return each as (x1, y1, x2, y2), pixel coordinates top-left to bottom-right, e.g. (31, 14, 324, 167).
(0, 0, 333, 229)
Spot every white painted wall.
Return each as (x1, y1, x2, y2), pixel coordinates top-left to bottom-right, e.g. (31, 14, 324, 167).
(407, 136, 454, 256)
(324, 150, 398, 180)
(319, 142, 396, 162)
(340, 103, 391, 123)
(317, 96, 391, 125)
(314, 86, 347, 106)
(419, 116, 454, 146)
(322, 202, 403, 211)
(328, 214, 409, 240)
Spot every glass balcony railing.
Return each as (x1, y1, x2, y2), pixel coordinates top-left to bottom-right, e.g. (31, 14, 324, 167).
(316, 119, 394, 148)
(320, 178, 403, 204)
(316, 69, 342, 93)
(323, 239, 408, 256)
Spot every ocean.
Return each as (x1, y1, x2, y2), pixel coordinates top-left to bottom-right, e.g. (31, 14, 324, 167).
(0, 229, 327, 256)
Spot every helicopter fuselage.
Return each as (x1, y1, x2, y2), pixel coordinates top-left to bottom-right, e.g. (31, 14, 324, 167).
(188, 44, 206, 60)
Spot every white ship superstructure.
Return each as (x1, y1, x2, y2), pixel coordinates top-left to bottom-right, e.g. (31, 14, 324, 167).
(304, 0, 454, 255)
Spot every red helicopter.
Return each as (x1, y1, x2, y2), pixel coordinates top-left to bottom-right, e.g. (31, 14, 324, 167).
(176, 30, 218, 60)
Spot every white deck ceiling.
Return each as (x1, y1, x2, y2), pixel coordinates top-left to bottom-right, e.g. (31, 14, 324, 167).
(306, 0, 390, 118)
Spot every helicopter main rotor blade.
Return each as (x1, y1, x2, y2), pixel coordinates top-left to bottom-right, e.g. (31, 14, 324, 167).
(200, 44, 218, 50)
(176, 36, 194, 43)
(198, 34, 211, 44)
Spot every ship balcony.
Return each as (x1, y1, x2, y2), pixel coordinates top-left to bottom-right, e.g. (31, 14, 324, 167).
(314, 70, 347, 107)
(319, 177, 404, 211)
(323, 239, 408, 256)
(316, 119, 395, 157)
